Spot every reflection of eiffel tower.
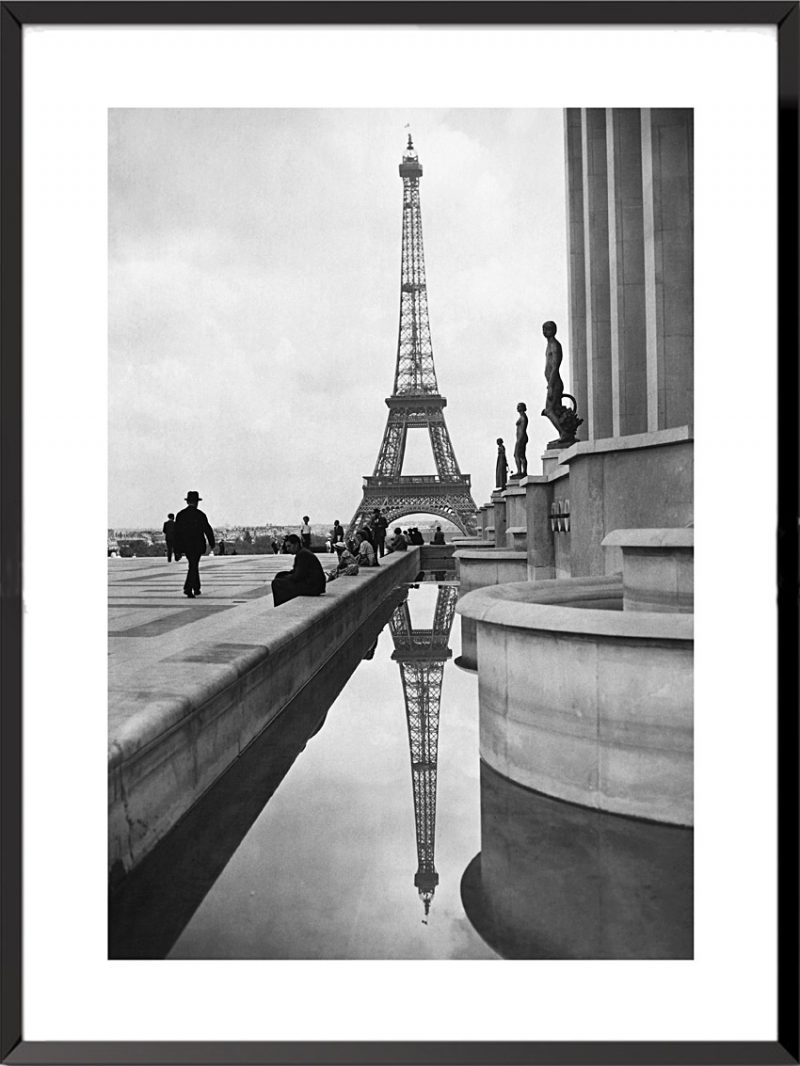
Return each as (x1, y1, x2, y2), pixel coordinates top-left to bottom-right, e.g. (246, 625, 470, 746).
(389, 584, 459, 915)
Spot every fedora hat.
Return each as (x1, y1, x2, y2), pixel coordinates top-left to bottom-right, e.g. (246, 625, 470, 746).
(185, 490, 202, 502)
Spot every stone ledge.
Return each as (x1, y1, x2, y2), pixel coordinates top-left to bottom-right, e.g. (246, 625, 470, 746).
(602, 528, 694, 549)
(556, 424, 692, 465)
(457, 576, 693, 642)
(522, 467, 570, 485)
(454, 548, 527, 562)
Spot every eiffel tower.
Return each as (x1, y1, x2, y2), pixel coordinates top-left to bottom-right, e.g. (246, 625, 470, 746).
(389, 582, 459, 916)
(348, 136, 478, 537)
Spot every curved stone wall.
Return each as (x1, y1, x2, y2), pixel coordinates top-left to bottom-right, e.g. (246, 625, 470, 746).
(452, 549, 528, 670)
(457, 577, 693, 825)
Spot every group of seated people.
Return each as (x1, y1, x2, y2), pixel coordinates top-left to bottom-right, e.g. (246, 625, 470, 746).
(338, 523, 445, 562)
(271, 524, 448, 606)
(384, 524, 445, 550)
(271, 529, 376, 607)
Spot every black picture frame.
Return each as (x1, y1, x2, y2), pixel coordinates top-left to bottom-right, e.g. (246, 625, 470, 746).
(2, 3, 798, 1064)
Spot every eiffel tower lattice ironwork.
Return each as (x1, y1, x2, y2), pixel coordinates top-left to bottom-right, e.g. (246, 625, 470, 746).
(389, 583, 459, 916)
(348, 137, 478, 537)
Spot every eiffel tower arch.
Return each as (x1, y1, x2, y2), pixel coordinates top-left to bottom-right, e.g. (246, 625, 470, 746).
(349, 137, 478, 537)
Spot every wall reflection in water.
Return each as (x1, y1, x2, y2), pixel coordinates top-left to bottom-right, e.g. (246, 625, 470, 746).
(461, 760, 693, 959)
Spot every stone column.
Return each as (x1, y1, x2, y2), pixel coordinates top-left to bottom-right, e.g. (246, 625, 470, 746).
(564, 109, 588, 431)
(581, 109, 613, 440)
(607, 109, 648, 437)
(524, 476, 555, 580)
(642, 108, 694, 431)
(491, 491, 507, 548)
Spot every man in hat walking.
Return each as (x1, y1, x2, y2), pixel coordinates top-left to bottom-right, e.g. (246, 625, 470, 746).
(174, 490, 215, 598)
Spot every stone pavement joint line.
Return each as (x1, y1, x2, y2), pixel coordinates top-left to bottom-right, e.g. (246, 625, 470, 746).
(110, 606, 231, 638)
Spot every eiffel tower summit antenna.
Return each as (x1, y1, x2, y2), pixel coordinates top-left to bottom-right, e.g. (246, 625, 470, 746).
(348, 137, 478, 536)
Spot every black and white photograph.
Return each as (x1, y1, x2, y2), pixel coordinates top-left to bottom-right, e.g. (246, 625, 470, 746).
(5, 7, 794, 1062)
(106, 107, 694, 962)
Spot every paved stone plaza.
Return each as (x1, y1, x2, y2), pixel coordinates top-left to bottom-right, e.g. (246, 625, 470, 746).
(109, 555, 292, 735)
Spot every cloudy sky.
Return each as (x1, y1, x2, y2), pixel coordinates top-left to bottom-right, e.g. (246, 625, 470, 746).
(109, 108, 569, 527)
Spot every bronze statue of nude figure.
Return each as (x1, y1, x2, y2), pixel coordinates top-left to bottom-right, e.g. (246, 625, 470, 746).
(541, 321, 583, 448)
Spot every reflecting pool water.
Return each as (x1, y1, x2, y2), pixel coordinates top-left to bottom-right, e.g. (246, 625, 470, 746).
(110, 578, 497, 960)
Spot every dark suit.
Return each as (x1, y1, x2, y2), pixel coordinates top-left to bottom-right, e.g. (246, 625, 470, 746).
(174, 505, 215, 595)
(371, 515, 388, 557)
(272, 547, 326, 607)
(162, 519, 175, 561)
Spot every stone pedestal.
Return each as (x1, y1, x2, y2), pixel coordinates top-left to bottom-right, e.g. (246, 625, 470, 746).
(490, 491, 507, 548)
(560, 429, 692, 578)
(602, 527, 693, 612)
(541, 450, 563, 476)
(502, 481, 527, 551)
(524, 475, 555, 580)
(478, 503, 495, 540)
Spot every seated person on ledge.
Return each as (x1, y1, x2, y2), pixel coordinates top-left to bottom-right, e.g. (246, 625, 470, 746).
(386, 527, 408, 553)
(271, 533, 326, 607)
(335, 543, 360, 575)
(355, 529, 377, 568)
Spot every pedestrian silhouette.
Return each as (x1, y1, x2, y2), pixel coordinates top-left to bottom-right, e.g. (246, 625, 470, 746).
(300, 515, 312, 550)
(174, 491, 215, 598)
(162, 513, 176, 561)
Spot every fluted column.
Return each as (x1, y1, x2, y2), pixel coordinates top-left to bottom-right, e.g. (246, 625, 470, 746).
(642, 109, 694, 431)
(607, 109, 648, 437)
(564, 109, 588, 431)
(581, 109, 613, 440)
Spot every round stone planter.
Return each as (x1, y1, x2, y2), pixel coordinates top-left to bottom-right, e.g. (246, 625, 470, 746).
(456, 576, 693, 826)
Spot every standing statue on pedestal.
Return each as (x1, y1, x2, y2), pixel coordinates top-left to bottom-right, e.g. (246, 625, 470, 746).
(512, 403, 528, 479)
(541, 321, 583, 448)
(495, 438, 509, 490)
